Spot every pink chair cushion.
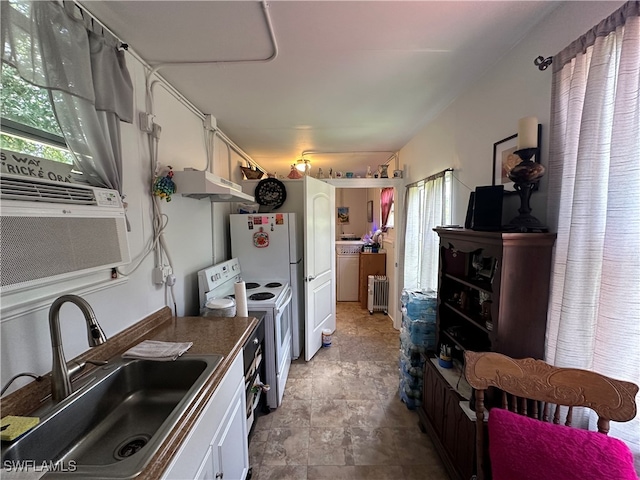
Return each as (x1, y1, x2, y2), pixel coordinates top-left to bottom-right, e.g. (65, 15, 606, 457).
(488, 408, 638, 480)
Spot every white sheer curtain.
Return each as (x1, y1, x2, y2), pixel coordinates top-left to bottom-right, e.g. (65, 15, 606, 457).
(1, 0, 133, 192)
(546, 1, 640, 462)
(403, 170, 451, 291)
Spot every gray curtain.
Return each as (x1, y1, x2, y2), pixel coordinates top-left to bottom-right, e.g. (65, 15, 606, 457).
(1, 0, 133, 193)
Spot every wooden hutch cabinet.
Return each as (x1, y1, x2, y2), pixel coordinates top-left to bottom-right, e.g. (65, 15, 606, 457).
(417, 228, 556, 480)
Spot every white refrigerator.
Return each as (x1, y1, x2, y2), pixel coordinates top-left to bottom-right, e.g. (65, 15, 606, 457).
(230, 213, 304, 359)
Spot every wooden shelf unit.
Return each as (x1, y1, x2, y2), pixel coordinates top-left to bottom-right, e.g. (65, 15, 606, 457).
(433, 228, 556, 361)
(417, 228, 556, 480)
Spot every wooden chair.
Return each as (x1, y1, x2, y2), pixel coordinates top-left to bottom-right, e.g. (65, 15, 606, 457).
(464, 351, 638, 480)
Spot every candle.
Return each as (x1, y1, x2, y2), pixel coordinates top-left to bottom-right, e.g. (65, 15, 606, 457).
(517, 116, 538, 150)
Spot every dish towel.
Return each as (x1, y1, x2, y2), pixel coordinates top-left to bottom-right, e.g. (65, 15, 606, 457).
(122, 340, 193, 361)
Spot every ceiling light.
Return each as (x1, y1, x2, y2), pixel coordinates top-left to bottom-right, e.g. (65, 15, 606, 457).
(296, 158, 311, 172)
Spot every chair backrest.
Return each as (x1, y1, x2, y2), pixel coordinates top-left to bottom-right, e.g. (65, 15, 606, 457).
(464, 351, 638, 480)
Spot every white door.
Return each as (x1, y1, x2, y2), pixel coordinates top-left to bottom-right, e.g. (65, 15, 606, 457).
(304, 176, 336, 361)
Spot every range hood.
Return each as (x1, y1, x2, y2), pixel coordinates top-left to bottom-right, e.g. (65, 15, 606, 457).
(172, 169, 254, 202)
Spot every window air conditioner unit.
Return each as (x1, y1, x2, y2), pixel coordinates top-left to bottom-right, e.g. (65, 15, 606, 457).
(0, 174, 131, 293)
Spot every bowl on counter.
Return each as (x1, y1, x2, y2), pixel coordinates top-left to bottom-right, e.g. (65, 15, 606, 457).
(202, 297, 236, 317)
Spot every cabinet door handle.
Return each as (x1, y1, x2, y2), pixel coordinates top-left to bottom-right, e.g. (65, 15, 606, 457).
(253, 338, 259, 345)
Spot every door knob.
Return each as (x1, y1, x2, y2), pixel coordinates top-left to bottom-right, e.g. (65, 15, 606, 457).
(305, 275, 315, 282)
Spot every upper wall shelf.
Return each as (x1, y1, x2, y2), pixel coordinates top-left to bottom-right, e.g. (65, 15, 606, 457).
(322, 178, 403, 188)
(241, 177, 403, 188)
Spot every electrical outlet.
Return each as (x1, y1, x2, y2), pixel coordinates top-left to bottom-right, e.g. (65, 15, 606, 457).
(152, 265, 173, 285)
(162, 265, 172, 280)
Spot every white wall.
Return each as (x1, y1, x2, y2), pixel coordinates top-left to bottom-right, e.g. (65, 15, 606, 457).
(0, 49, 233, 393)
(336, 188, 368, 239)
(399, 1, 626, 226)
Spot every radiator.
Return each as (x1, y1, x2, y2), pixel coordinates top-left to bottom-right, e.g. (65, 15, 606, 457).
(367, 275, 389, 314)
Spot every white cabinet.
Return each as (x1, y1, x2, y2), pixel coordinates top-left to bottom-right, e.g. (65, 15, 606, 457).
(162, 352, 249, 480)
(211, 380, 248, 480)
(337, 254, 359, 301)
(195, 447, 215, 480)
(336, 242, 362, 302)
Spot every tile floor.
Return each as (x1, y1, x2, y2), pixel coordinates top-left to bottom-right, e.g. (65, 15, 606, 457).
(248, 302, 451, 480)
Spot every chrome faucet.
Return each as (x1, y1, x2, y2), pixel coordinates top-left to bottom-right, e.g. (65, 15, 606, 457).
(49, 295, 107, 402)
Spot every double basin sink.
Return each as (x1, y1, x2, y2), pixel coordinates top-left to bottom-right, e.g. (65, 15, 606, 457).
(1, 354, 224, 478)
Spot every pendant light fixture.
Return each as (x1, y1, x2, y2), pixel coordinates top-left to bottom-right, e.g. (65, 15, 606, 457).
(295, 157, 311, 174)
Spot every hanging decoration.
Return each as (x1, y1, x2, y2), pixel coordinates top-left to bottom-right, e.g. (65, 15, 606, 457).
(153, 166, 176, 201)
(254, 178, 287, 209)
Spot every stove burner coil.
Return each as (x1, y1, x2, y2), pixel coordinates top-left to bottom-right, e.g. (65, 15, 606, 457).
(246, 282, 261, 290)
(249, 292, 275, 301)
(265, 282, 282, 288)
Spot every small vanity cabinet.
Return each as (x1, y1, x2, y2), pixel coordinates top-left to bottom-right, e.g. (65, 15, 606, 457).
(358, 252, 386, 309)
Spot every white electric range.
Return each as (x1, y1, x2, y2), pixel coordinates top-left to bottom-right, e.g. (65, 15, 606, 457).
(197, 258, 293, 409)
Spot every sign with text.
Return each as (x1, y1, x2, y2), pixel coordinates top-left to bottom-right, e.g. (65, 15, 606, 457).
(1, 149, 74, 183)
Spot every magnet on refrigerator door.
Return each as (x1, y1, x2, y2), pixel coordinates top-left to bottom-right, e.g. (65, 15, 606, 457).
(253, 228, 269, 248)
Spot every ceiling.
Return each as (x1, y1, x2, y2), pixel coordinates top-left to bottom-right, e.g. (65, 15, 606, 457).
(82, 1, 559, 178)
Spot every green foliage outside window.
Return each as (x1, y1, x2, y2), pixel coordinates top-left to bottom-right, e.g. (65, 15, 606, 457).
(1, 64, 74, 165)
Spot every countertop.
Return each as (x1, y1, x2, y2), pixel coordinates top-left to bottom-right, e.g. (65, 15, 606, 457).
(133, 314, 260, 480)
(0, 307, 260, 480)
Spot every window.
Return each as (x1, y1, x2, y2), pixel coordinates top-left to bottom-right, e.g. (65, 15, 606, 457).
(386, 202, 395, 229)
(1, 13, 74, 166)
(2, 0, 134, 192)
(545, 2, 639, 454)
(403, 169, 452, 291)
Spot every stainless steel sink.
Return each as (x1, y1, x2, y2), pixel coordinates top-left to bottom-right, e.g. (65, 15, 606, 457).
(1, 354, 224, 479)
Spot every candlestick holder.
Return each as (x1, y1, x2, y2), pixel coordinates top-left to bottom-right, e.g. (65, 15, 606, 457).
(507, 147, 548, 232)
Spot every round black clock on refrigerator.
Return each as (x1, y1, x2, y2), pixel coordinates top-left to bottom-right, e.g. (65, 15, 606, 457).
(254, 178, 287, 210)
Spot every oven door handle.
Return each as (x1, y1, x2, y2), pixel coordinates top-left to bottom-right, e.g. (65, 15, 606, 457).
(276, 286, 293, 314)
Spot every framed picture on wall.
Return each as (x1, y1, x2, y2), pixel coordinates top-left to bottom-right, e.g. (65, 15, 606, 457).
(492, 124, 542, 193)
(367, 200, 373, 223)
(337, 207, 350, 224)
